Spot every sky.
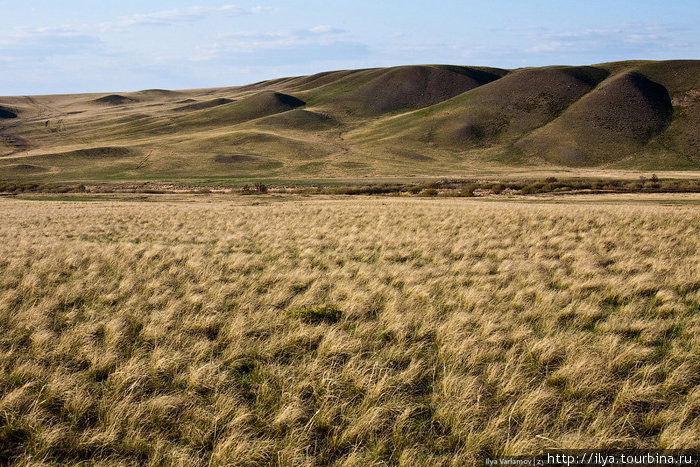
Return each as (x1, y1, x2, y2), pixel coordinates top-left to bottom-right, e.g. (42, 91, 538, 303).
(1, 0, 698, 95)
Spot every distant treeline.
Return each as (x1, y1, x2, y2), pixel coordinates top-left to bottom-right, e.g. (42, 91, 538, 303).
(2, 176, 700, 196)
(0, 182, 86, 194)
(286, 176, 700, 197)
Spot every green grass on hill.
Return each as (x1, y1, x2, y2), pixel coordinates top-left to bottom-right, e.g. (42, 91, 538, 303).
(1, 60, 699, 183)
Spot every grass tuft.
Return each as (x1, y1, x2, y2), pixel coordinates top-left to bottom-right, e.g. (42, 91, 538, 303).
(286, 304, 342, 323)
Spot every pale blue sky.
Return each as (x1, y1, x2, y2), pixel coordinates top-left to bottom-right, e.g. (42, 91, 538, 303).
(1, 0, 698, 95)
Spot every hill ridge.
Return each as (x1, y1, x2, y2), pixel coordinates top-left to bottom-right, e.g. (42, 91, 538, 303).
(1, 60, 698, 180)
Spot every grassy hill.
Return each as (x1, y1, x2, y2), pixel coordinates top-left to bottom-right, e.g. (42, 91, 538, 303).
(1, 61, 698, 182)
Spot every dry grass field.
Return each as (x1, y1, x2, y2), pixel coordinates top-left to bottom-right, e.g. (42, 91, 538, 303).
(1, 196, 699, 465)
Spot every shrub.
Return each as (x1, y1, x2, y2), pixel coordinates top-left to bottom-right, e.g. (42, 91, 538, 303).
(420, 188, 438, 197)
(287, 304, 342, 324)
(459, 185, 476, 197)
(521, 182, 545, 194)
(650, 174, 660, 188)
(491, 183, 505, 194)
(254, 182, 268, 193)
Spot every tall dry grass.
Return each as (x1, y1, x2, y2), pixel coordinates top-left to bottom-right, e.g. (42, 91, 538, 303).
(0, 197, 698, 465)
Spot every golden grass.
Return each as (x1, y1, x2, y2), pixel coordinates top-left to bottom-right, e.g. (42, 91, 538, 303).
(0, 197, 699, 465)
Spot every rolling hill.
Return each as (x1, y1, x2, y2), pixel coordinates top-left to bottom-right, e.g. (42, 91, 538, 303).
(0, 61, 698, 182)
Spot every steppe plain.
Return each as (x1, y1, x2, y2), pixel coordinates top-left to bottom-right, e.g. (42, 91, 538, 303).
(1, 61, 699, 465)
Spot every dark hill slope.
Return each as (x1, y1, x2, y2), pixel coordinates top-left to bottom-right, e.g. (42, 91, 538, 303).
(173, 98, 233, 112)
(634, 60, 700, 166)
(513, 60, 700, 168)
(0, 106, 18, 119)
(173, 91, 305, 129)
(519, 71, 673, 165)
(93, 94, 137, 106)
(282, 69, 370, 92)
(237, 65, 508, 116)
(331, 65, 505, 115)
(349, 66, 609, 148)
(254, 109, 337, 130)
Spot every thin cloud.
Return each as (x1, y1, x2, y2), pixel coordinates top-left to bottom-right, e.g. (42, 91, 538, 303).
(0, 24, 102, 63)
(219, 26, 349, 41)
(0, 33, 102, 62)
(99, 5, 273, 31)
(0, 4, 274, 63)
(366, 21, 697, 68)
(190, 26, 366, 65)
(308, 25, 347, 35)
(524, 23, 695, 54)
(212, 26, 352, 54)
(10, 25, 87, 37)
(226, 43, 369, 66)
(2, 5, 274, 39)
